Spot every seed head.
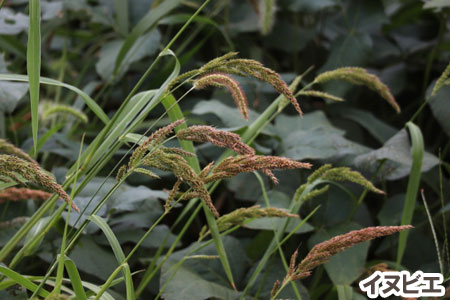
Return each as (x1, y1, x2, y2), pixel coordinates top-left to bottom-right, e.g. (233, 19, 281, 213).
(194, 73, 249, 120)
(313, 67, 400, 113)
(206, 155, 311, 183)
(200, 205, 298, 238)
(432, 62, 450, 97)
(0, 187, 51, 203)
(0, 139, 38, 166)
(177, 125, 255, 155)
(0, 155, 79, 212)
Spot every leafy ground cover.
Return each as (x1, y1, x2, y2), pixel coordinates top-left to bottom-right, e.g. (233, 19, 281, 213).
(0, 0, 449, 299)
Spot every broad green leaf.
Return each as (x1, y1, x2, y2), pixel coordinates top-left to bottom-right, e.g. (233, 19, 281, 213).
(114, 0, 181, 74)
(160, 237, 246, 300)
(27, 0, 41, 152)
(354, 128, 438, 180)
(275, 112, 370, 161)
(336, 107, 397, 144)
(96, 30, 161, 81)
(423, 0, 450, 9)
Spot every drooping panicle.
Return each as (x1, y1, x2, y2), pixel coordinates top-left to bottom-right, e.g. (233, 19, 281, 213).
(0, 139, 38, 165)
(194, 73, 249, 120)
(205, 154, 312, 183)
(0, 155, 79, 212)
(176, 125, 255, 155)
(313, 67, 400, 113)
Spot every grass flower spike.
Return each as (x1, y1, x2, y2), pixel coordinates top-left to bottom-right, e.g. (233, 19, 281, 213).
(313, 67, 401, 113)
(0, 187, 51, 203)
(0, 139, 38, 165)
(205, 155, 312, 183)
(200, 205, 298, 238)
(194, 73, 249, 120)
(177, 125, 255, 155)
(0, 155, 78, 212)
(271, 225, 412, 298)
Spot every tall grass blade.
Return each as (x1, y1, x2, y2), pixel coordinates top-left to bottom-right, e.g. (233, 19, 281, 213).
(27, 0, 41, 153)
(63, 256, 87, 300)
(89, 215, 135, 300)
(397, 122, 424, 265)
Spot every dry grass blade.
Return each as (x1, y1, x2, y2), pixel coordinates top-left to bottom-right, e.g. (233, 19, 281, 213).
(313, 67, 400, 113)
(0, 155, 78, 212)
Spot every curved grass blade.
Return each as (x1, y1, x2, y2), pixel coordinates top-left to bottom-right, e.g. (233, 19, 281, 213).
(89, 215, 135, 300)
(0, 74, 109, 124)
(63, 256, 87, 300)
(0, 264, 50, 298)
(27, 0, 41, 153)
(396, 122, 424, 265)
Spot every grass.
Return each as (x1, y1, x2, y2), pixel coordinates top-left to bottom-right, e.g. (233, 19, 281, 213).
(0, 1, 448, 299)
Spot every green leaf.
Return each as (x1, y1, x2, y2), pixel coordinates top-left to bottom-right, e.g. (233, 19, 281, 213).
(114, 0, 129, 36)
(397, 122, 424, 265)
(0, 74, 109, 124)
(337, 285, 353, 300)
(160, 237, 246, 300)
(0, 264, 50, 298)
(275, 112, 370, 161)
(354, 128, 437, 180)
(0, 8, 28, 35)
(89, 215, 135, 300)
(96, 30, 161, 81)
(336, 107, 397, 144)
(27, 0, 41, 153)
(64, 256, 87, 300)
(423, 0, 450, 9)
(114, 0, 181, 74)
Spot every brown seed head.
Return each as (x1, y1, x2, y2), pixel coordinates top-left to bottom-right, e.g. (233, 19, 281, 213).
(0, 155, 79, 212)
(194, 73, 249, 120)
(177, 125, 254, 155)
